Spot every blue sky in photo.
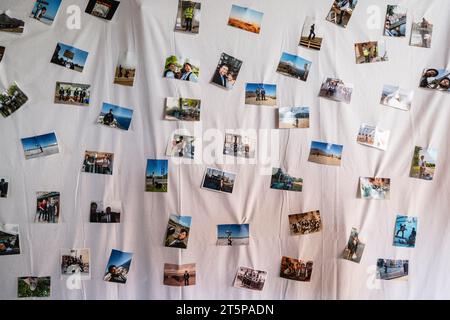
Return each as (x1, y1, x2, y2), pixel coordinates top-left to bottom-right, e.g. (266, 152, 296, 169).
(100, 103, 133, 119)
(21, 132, 57, 151)
(146, 159, 168, 176)
(311, 141, 343, 157)
(217, 224, 249, 238)
(280, 106, 309, 118)
(417, 147, 437, 163)
(280, 52, 311, 70)
(105, 249, 133, 270)
(245, 83, 276, 95)
(31, 0, 62, 20)
(169, 214, 192, 228)
(229, 5, 263, 25)
(206, 168, 236, 182)
(57, 42, 89, 66)
(394, 215, 417, 241)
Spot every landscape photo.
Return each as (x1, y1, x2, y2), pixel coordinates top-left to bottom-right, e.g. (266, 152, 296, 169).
(217, 224, 249, 246)
(0, 82, 28, 118)
(270, 167, 303, 192)
(278, 106, 309, 129)
(201, 167, 236, 194)
(21, 132, 59, 160)
(245, 83, 276, 106)
(276, 52, 312, 81)
(164, 263, 196, 286)
(97, 102, 133, 130)
(308, 141, 343, 166)
(50, 42, 89, 72)
(227, 5, 263, 34)
(145, 159, 168, 192)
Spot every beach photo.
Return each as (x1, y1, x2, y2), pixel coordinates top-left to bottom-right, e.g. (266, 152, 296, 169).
(325, 0, 358, 28)
(97, 102, 133, 130)
(342, 228, 365, 263)
(376, 259, 408, 281)
(359, 177, 390, 200)
(356, 123, 390, 150)
(217, 224, 249, 246)
(0, 177, 9, 198)
(280, 256, 313, 282)
(165, 214, 192, 249)
(175, 0, 201, 34)
(355, 41, 388, 64)
(308, 141, 343, 166)
(85, 0, 120, 20)
(201, 167, 236, 194)
(270, 167, 303, 192)
(245, 83, 276, 107)
(393, 215, 417, 248)
(114, 51, 136, 86)
(233, 267, 267, 291)
(288, 210, 322, 236)
(276, 52, 312, 81)
(299, 16, 323, 50)
(223, 133, 256, 159)
(50, 42, 89, 72)
(81, 151, 114, 175)
(166, 134, 195, 159)
(89, 201, 121, 223)
(278, 107, 309, 129)
(0, 224, 20, 256)
(410, 18, 433, 48)
(145, 159, 168, 192)
(164, 97, 200, 121)
(21, 132, 59, 160)
(164, 263, 196, 286)
(30, 0, 62, 25)
(0, 11, 25, 33)
(103, 249, 133, 284)
(55, 82, 90, 106)
(0, 82, 28, 118)
(228, 5, 263, 34)
(18, 277, 50, 298)
(319, 78, 353, 104)
(163, 55, 199, 82)
(409, 146, 437, 180)
(35, 192, 60, 223)
(383, 5, 407, 37)
(211, 53, 243, 90)
(419, 68, 450, 92)
(61, 248, 90, 280)
(380, 84, 414, 111)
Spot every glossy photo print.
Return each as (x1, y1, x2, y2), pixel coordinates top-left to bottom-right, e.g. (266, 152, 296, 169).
(18, 277, 50, 298)
(30, 0, 62, 25)
(114, 51, 136, 87)
(227, 5, 263, 34)
(419, 68, 450, 92)
(145, 159, 168, 192)
(318, 77, 353, 104)
(89, 201, 121, 223)
(223, 132, 256, 159)
(299, 16, 323, 50)
(245, 83, 276, 107)
(393, 215, 417, 248)
(217, 224, 249, 246)
(201, 167, 236, 194)
(276, 52, 311, 81)
(0, 82, 28, 118)
(409, 146, 437, 180)
(103, 249, 133, 284)
(97, 102, 133, 130)
(211, 53, 243, 90)
(383, 5, 407, 37)
(174, 0, 201, 34)
(325, 0, 358, 28)
(280, 256, 313, 282)
(288, 210, 322, 236)
(270, 167, 303, 192)
(0, 224, 20, 256)
(308, 141, 343, 166)
(356, 123, 390, 151)
(376, 259, 408, 281)
(359, 177, 390, 200)
(164, 215, 192, 249)
(35, 192, 60, 223)
(164, 263, 196, 286)
(163, 55, 199, 83)
(166, 134, 195, 159)
(50, 42, 89, 72)
(233, 267, 267, 291)
(164, 97, 201, 121)
(54, 82, 90, 106)
(21, 132, 59, 160)
(342, 228, 365, 263)
(278, 107, 309, 129)
(81, 151, 114, 175)
(354, 40, 388, 64)
(410, 18, 433, 48)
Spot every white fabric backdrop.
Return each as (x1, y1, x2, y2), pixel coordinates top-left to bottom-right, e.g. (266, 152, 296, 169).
(0, 0, 450, 300)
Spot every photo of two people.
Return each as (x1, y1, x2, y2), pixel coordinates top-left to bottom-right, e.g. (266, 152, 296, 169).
(211, 53, 243, 90)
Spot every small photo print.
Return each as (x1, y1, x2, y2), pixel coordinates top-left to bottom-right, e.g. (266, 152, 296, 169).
(165, 214, 192, 249)
(355, 41, 388, 64)
(55, 82, 90, 106)
(360, 177, 390, 200)
(164, 97, 201, 121)
(409, 146, 437, 181)
(245, 83, 277, 107)
(318, 78, 353, 104)
(103, 249, 133, 284)
(163, 55, 199, 82)
(342, 228, 365, 263)
(175, 0, 201, 34)
(21, 132, 59, 160)
(223, 132, 256, 159)
(0, 224, 20, 256)
(201, 167, 236, 194)
(85, 0, 120, 20)
(419, 68, 450, 92)
(35, 192, 60, 223)
(164, 263, 196, 286)
(114, 51, 136, 86)
(288, 210, 322, 235)
(383, 5, 407, 37)
(393, 215, 417, 248)
(233, 267, 267, 291)
(308, 141, 343, 166)
(0, 82, 28, 118)
(276, 52, 312, 82)
(97, 102, 133, 130)
(50, 42, 89, 72)
(280, 256, 313, 282)
(145, 159, 168, 192)
(410, 18, 432, 48)
(30, 0, 62, 25)
(0, 177, 9, 198)
(325, 0, 358, 28)
(356, 123, 390, 150)
(217, 224, 249, 246)
(380, 84, 414, 111)
(81, 151, 114, 175)
(270, 167, 303, 192)
(18, 277, 50, 298)
(299, 16, 323, 50)
(89, 201, 121, 223)
(61, 248, 90, 279)
(0, 46, 5, 62)
(376, 259, 408, 281)
(211, 53, 243, 90)
(278, 107, 309, 129)
(166, 134, 195, 159)
(228, 5, 263, 34)
(0, 12, 25, 33)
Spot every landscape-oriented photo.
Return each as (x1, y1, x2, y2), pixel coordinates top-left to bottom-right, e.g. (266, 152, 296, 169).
(0, 11, 25, 33)
(383, 5, 407, 37)
(103, 249, 133, 284)
(0, 82, 28, 118)
(18, 277, 50, 298)
(355, 41, 388, 64)
(163, 55, 199, 83)
(376, 259, 408, 281)
(325, 0, 358, 28)
(356, 123, 390, 151)
(166, 134, 195, 159)
(55, 82, 90, 106)
(81, 151, 114, 175)
(319, 77, 353, 104)
(201, 167, 236, 194)
(380, 84, 414, 111)
(410, 18, 433, 48)
(342, 227, 365, 263)
(217, 224, 249, 246)
(50, 42, 89, 72)
(308, 140, 343, 166)
(164, 97, 201, 121)
(145, 159, 168, 192)
(21, 132, 59, 160)
(276, 52, 312, 81)
(409, 146, 437, 181)
(89, 201, 121, 223)
(359, 177, 390, 200)
(233, 267, 267, 291)
(278, 106, 309, 129)
(30, 0, 62, 25)
(288, 210, 322, 235)
(299, 16, 323, 50)
(393, 215, 417, 248)
(165, 214, 192, 249)
(419, 68, 450, 92)
(85, 0, 120, 20)
(270, 167, 303, 192)
(0, 224, 20, 256)
(164, 263, 196, 286)
(223, 133, 256, 159)
(114, 51, 136, 87)
(280, 256, 313, 282)
(228, 5, 263, 34)
(174, 0, 201, 34)
(245, 83, 276, 107)
(97, 102, 133, 131)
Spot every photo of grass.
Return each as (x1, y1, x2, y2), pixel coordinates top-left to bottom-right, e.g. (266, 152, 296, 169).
(409, 146, 437, 181)
(18, 277, 50, 298)
(145, 159, 168, 192)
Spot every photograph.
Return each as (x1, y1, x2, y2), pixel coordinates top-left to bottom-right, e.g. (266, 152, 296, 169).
(174, 0, 201, 34)
(325, 0, 358, 28)
(81, 151, 114, 175)
(54, 82, 90, 106)
(0, 177, 9, 198)
(0, 224, 20, 256)
(409, 146, 437, 181)
(0, 11, 25, 33)
(288, 210, 322, 236)
(410, 18, 433, 48)
(163, 55, 199, 82)
(21, 132, 59, 160)
(359, 177, 390, 200)
(201, 167, 236, 194)
(245, 83, 277, 106)
(97, 102, 133, 130)
(356, 123, 390, 150)
(18, 277, 50, 298)
(280, 256, 313, 282)
(164, 97, 200, 121)
(299, 16, 323, 50)
(0, 82, 28, 118)
(227, 5, 263, 34)
(85, 0, 120, 20)
(164, 263, 196, 286)
(270, 167, 303, 192)
(419, 68, 450, 92)
(354, 41, 388, 64)
(103, 249, 133, 284)
(376, 259, 408, 281)
(145, 159, 168, 192)
(233, 267, 267, 291)
(342, 228, 365, 263)
(393, 215, 417, 248)
(278, 106, 309, 129)
(217, 224, 249, 246)
(211, 53, 243, 90)
(114, 51, 136, 86)
(164, 214, 192, 249)
(380, 84, 414, 111)
(50, 42, 89, 72)
(318, 77, 353, 104)
(0, 46, 5, 62)
(61, 248, 90, 280)
(166, 134, 195, 159)
(276, 52, 312, 81)
(383, 5, 407, 37)
(35, 192, 60, 223)
(30, 0, 62, 25)
(308, 141, 343, 166)
(223, 133, 256, 159)
(89, 201, 121, 223)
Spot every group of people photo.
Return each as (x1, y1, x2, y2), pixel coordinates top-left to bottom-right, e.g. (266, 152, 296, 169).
(82, 151, 114, 175)
(35, 192, 60, 223)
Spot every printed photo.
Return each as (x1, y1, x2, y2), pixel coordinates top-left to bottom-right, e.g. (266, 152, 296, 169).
(342, 228, 365, 263)
(50, 42, 89, 72)
(164, 263, 196, 286)
(21, 132, 59, 160)
(359, 177, 390, 200)
(61, 248, 90, 279)
(0, 46, 5, 62)
(164, 97, 200, 121)
(35, 192, 60, 223)
(0, 224, 20, 256)
(165, 214, 192, 249)
(278, 106, 309, 129)
(163, 55, 199, 82)
(308, 141, 343, 166)
(288, 210, 322, 236)
(245, 83, 276, 106)
(0, 177, 9, 198)
(376, 259, 408, 281)
(18, 277, 50, 298)
(0, 82, 28, 118)
(393, 215, 417, 248)
(380, 84, 414, 111)
(318, 78, 353, 104)
(280, 256, 313, 282)
(30, 0, 62, 25)
(270, 167, 303, 192)
(89, 201, 121, 223)
(383, 5, 407, 37)
(55, 82, 90, 106)
(211, 53, 243, 90)
(356, 123, 390, 150)
(97, 102, 133, 130)
(355, 41, 388, 64)
(223, 133, 256, 159)
(325, 0, 358, 28)
(145, 159, 168, 192)
(228, 5, 263, 34)
(81, 151, 114, 175)
(409, 146, 437, 181)
(103, 249, 133, 284)
(299, 17, 323, 50)
(175, 0, 201, 34)
(0, 11, 25, 33)
(201, 167, 236, 194)
(166, 134, 195, 159)
(276, 52, 312, 81)
(114, 51, 136, 86)
(410, 18, 432, 48)
(419, 68, 450, 92)
(85, 0, 120, 20)
(233, 267, 267, 291)
(217, 224, 249, 246)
